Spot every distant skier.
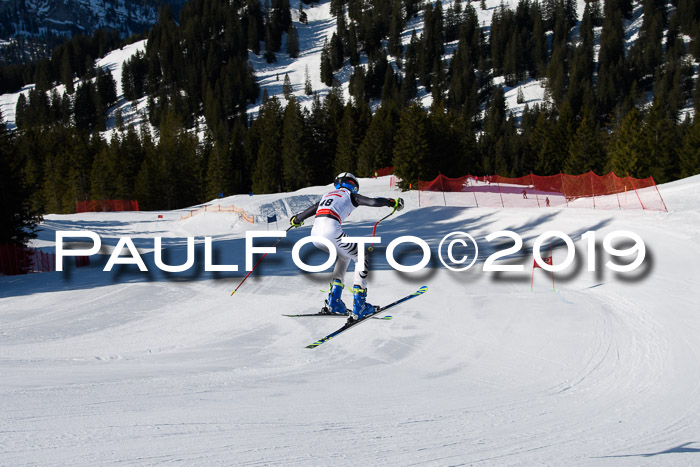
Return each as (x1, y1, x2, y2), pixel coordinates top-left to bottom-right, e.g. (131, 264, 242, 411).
(290, 172, 404, 320)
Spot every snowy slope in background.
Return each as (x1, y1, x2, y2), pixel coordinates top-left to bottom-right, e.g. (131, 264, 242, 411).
(0, 0, 184, 47)
(1, 175, 700, 464)
(4, 0, 695, 134)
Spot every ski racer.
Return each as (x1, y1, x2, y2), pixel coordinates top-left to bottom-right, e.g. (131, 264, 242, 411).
(290, 172, 404, 320)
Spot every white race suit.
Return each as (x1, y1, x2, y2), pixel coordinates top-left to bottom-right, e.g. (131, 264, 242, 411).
(293, 188, 395, 289)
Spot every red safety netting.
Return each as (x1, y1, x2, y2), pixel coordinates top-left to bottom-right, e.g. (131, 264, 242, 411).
(0, 243, 91, 276)
(76, 200, 140, 213)
(374, 166, 395, 177)
(418, 172, 667, 211)
(0, 243, 54, 275)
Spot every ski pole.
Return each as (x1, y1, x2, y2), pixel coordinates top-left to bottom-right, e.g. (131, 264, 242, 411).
(231, 225, 294, 296)
(368, 207, 397, 252)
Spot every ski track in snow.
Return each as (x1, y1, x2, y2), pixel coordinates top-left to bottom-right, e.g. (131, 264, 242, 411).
(2, 175, 700, 464)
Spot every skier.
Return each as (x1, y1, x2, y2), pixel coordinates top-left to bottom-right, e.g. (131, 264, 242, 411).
(290, 172, 404, 320)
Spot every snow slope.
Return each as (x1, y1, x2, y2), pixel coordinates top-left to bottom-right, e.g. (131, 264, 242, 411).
(2, 176, 700, 464)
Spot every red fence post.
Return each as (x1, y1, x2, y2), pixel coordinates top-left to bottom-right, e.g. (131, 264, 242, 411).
(438, 173, 448, 206)
(626, 172, 646, 210)
(651, 177, 668, 212)
(495, 174, 505, 208)
(530, 172, 541, 208)
(560, 172, 568, 207)
(468, 174, 479, 207)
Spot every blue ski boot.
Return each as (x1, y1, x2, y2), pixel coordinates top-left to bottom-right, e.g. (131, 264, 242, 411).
(351, 286, 376, 321)
(323, 280, 348, 315)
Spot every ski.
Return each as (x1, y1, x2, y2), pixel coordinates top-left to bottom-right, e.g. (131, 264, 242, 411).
(283, 312, 345, 318)
(305, 286, 428, 349)
(284, 312, 393, 320)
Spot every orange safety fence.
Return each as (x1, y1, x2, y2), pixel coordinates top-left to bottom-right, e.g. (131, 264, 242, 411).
(76, 200, 140, 213)
(0, 243, 90, 276)
(179, 203, 256, 223)
(418, 171, 667, 212)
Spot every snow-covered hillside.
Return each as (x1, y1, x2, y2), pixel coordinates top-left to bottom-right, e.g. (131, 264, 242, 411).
(0, 0, 184, 50)
(2, 0, 696, 136)
(1, 175, 700, 463)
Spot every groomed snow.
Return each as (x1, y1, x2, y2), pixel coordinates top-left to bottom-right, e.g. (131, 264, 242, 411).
(1, 175, 700, 464)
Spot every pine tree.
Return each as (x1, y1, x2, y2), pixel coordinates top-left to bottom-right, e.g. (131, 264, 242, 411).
(135, 131, 169, 210)
(304, 65, 313, 95)
(264, 6, 277, 64)
(15, 93, 27, 129)
(74, 81, 97, 132)
(503, 35, 519, 86)
(564, 112, 604, 174)
(529, 110, 555, 174)
(287, 25, 300, 58)
(95, 67, 118, 131)
(429, 102, 464, 177)
(90, 141, 118, 201)
(348, 21, 360, 66)
(531, 2, 547, 77)
(163, 111, 201, 209)
(597, 6, 626, 118)
(252, 97, 284, 193)
(281, 97, 310, 190)
(282, 73, 293, 100)
(679, 117, 700, 178)
(96, 67, 118, 108)
(320, 39, 333, 86)
(381, 63, 399, 105)
(393, 104, 430, 186)
(607, 107, 644, 177)
(61, 51, 74, 95)
(0, 110, 40, 244)
(639, 99, 677, 182)
(357, 105, 396, 176)
(334, 104, 361, 175)
(548, 102, 577, 173)
(204, 130, 232, 200)
(298, 1, 308, 24)
(388, 0, 403, 57)
(248, 5, 262, 54)
(330, 32, 344, 71)
(481, 85, 508, 165)
(116, 125, 146, 198)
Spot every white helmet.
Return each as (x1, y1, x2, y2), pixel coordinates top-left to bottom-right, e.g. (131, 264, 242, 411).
(334, 172, 359, 193)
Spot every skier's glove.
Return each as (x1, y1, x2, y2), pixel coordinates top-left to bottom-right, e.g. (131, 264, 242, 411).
(290, 215, 304, 228)
(392, 197, 405, 211)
